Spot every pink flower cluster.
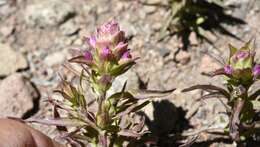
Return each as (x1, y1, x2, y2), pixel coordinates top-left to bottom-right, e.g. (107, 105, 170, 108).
(84, 20, 132, 64)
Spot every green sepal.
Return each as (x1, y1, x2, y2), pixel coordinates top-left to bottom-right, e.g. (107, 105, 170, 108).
(228, 44, 238, 63)
(110, 60, 136, 76)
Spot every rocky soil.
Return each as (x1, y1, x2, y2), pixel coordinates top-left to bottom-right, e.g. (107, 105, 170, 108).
(0, 0, 260, 146)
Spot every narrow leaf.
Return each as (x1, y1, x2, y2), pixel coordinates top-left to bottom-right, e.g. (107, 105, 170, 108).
(54, 90, 72, 101)
(118, 129, 142, 138)
(68, 55, 91, 65)
(228, 44, 237, 57)
(182, 84, 230, 98)
(110, 59, 137, 76)
(116, 101, 149, 118)
(26, 118, 85, 127)
(202, 68, 226, 77)
(199, 92, 226, 100)
(134, 88, 176, 99)
(240, 39, 252, 51)
(108, 92, 135, 101)
(53, 105, 68, 132)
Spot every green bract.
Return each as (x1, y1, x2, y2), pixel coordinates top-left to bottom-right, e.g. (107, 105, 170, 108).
(225, 41, 256, 87)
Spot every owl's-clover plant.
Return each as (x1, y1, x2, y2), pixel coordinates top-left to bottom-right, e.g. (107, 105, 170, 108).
(183, 41, 260, 143)
(27, 21, 173, 147)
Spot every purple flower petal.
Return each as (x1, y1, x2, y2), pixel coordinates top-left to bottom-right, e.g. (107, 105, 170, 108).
(115, 42, 128, 56)
(101, 47, 112, 60)
(121, 50, 132, 60)
(224, 65, 233, 75)
(115, 42, 127, 49)
(96, 20, 120, 37)
(87, 36, 96, 48)
(236, 51, 249, 59)
(253, 64, 260, 78)
(112, 31, 125, 44)
(84, 50, 93, 61)
(92, 21, 127, 49)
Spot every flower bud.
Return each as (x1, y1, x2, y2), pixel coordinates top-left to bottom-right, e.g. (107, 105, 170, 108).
(114, 42, 128, 58)
(229, 43, 254, 70)
(118, 50, 132, 65)
(227, 42, 256, 82)
(253, 64, 260, 79)
(84, 50, 93, 62)
(97, 20, 120, 36)
(86, 36, 96, 48)
(94, 20, 127, 49)
(224, 65, 233, 75)
(100, 47, 112, 61)
(236, 51, 249, 59)
(121, 50, 132, 60)
(111, 31, 125, 46)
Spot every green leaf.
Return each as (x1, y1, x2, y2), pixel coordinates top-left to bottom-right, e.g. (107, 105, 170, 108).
(54, 90, 72, 101)
(108, 92, 134, 101)
(228, 44, 237, 58)
(240, 39, 252, 51)
(110, 60, 136, 76)
(203, 68, 226, 77)
(182, 84, 230, 98)
(26, 118, 86, 127)
(68, 55, 92, 65)
(79, 69, 85, 89)
(118, 129, 142, 138)
(78, 94, 87, 109)
(132, 101, 150, 112)
(240, 101, 254, 122)
(116, 101, 149, 118)
(133, 89, 176, 99)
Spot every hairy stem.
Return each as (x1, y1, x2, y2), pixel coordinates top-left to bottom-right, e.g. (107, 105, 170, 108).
(229, 98, 245, 142)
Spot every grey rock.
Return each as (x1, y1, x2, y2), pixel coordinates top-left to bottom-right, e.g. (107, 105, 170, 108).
(107, 70, 139, 97)
(157, 48, 171, 57)
(44, 51, 66, 67)
(199, 55, 221, 73)
(60, 20, 80, 36)
(143, 5, 157, 14)
(0, 43, 28, 76)
(120, 21, 138, 38)
(24, 0, 75, 27)
(0, 74, 39, 118)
